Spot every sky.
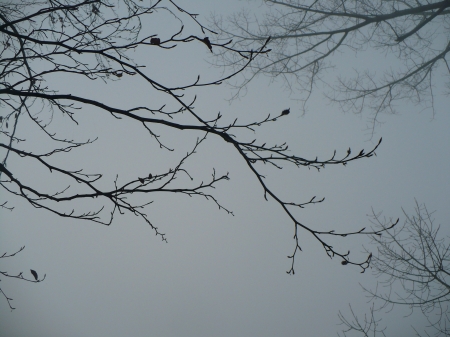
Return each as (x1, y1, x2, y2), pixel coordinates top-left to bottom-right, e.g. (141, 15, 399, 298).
(1, 1, 449, 336)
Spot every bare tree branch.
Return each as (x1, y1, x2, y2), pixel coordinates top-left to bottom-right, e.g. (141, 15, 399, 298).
(0, 246, 45, 311)
(209, 0, 450, 132)
(1, 0, 395, 308)
(339, 201, 450, 336)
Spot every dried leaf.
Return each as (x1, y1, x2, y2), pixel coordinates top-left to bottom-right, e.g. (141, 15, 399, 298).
(150, 38, 160, 45)
(30, 269, 38, 280)
(203, 37, 212, 52)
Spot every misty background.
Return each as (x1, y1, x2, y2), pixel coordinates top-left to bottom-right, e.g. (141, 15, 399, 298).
(1, 1, 449, 336)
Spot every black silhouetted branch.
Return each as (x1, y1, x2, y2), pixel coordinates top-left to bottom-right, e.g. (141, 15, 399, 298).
(0, 246, 45, 310)
(1, 0, 394, 310)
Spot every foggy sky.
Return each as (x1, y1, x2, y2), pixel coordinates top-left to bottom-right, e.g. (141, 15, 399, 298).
(1, 1, 449, 336)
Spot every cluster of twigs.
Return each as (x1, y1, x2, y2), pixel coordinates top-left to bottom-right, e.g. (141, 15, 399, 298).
(338, 202, 450, 336)
(1, 0, 397, 308)
(210, 0, 450, 132)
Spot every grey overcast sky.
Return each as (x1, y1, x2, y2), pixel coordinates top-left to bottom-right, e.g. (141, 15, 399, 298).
(1, 1, 449, 337)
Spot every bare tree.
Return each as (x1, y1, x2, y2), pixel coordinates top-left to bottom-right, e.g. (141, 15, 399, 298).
(338, 201, 450, 336)
(209, 0, 450, 130)
(1, 0, 393, 308)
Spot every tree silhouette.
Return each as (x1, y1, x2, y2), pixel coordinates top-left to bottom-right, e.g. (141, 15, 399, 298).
(338, 201, 450, 337)
(1, 0, 394, 308)
(209, 0, 450, 130)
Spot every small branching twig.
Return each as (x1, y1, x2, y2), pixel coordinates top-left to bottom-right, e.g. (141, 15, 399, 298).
(0, 246, 45, 310)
